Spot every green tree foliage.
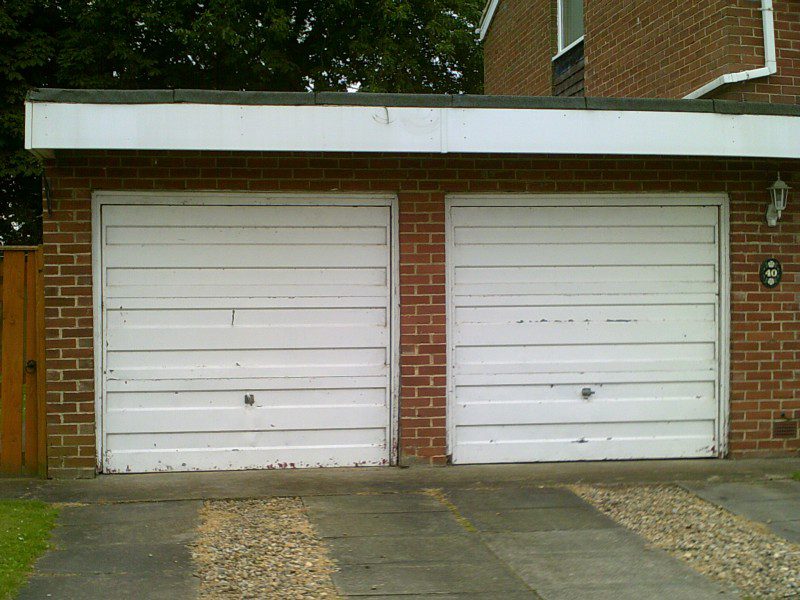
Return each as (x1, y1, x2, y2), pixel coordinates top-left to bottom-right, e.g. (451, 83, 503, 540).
(0, 1, 61, 245)
(0, 0, 484, 244)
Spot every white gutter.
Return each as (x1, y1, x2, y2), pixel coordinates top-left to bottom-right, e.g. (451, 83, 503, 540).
(478, 0, 500, 41)
(684, 0, 777, 99)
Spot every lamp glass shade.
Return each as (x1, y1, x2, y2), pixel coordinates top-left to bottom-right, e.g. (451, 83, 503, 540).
(769, 176, 790, 212)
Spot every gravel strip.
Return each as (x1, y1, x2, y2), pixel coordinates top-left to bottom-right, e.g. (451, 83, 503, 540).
(191, 498, 340, 599)
(572, 484, 800, 599)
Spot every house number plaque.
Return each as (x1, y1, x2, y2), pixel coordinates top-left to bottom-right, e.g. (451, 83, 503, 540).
(759, 258, 782, 288)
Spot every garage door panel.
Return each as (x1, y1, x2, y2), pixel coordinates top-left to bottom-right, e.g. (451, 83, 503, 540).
(456, 321, 716, 346)
(454, 399, 717, 426)
(454, 244, 717, 267)
(104, 376, 389, 393)
(456, 381, 716, 403)
(457, 420, 715, 443)
(107, 368, 388, 387)
(101, 201, 393, 473)
(107, 225, 388, 245)
(456, 225, 716, 245)
(106, 387, 387, 410)
(455, 369, 716, 386)
(107, 349, 388, 376)
(108, 204, 388, 227)
(233, 307, 387, 327)
(456, 362, 717, 380)
(454, 431, 716, 464)
(455, 265, 715, 285)
(106, 428, 386, 453)
(452, 206, 719, 227)
(455, 293, 719, 307)
(107, 308, 388, 329)
(449, 199, 721, 463)
(107, 325, 389, 352)
(456, 304, 717, 324)
(108, 286, 389, 302)
(107, 370, 389, 395)
(106, 267, 387, 288)
(456, 342, 716, 370)
(103, 244, 388, 269)
(107, 445, 389, 472)
(106, 405, 388, 434)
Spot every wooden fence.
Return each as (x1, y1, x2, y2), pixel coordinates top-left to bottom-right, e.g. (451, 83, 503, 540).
(0, 247, 46, 477)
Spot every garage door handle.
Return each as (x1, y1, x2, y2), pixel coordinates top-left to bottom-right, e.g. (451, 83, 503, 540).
(581, 387, 595, 399)
(244, 394, 255, 406)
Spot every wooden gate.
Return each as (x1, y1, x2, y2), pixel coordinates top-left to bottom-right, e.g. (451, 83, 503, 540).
(0, 246, 46, 476)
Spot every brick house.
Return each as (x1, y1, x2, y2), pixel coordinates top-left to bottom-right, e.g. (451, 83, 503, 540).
(25, 3, 800, 478)
(481, 0, 798, 101)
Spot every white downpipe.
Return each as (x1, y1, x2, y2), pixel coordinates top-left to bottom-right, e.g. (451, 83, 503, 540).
(684, 0, 777, 99)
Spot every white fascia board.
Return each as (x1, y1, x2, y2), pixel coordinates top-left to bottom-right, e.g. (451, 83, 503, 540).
(25, 101, 800, 159)
(24, 101, 52, 159)
(450, 108, 800, 158)
(479, 0, 500, 40)
(26, 103, 445, 154)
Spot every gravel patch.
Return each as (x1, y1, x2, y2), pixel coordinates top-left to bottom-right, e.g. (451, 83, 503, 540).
(191, 498, 340, 599)
(572, 484, 800, 599)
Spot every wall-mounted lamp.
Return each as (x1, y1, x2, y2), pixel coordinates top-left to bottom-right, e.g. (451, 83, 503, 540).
(766, 174, 790, 227)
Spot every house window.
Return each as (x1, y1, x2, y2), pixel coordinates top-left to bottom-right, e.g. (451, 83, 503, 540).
(557, 0, 584, 54)
(552, 0, 585, 96)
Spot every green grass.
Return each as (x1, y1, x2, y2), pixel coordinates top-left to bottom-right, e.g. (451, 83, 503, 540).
(792, 472, 800, 482)
(0, 500, 58, 599)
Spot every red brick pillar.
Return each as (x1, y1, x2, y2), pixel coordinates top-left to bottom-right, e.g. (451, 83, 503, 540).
(398, 191, 448, 464)
(42, 160, 97, 478)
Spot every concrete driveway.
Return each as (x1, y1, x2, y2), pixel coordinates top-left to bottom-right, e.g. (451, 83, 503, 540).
(305, 487, 728, 599)
(18, 501, 201, 600)
(9, 458, 800, 599)
(685, 479, 800, 544)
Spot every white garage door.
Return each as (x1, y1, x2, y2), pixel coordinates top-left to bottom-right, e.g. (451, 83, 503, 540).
(448, 195, 725, 464)
(98, 194, 394, 473)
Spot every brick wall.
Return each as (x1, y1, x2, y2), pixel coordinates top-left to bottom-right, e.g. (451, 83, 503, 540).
(485, 1, 800, 102)
(42, 176, 94, 478)
(585, 0, 735, 98)
(710, 1, 800, 103)
(43, 151, 800, 477)
(398, 190, 447, 465)
(484, 0, 554, 95)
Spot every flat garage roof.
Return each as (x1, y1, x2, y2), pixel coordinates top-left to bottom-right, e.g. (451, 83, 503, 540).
(25, 89, 800, 159)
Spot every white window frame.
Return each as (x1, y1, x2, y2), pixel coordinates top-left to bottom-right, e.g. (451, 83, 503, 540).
(554, 0, 585, 60)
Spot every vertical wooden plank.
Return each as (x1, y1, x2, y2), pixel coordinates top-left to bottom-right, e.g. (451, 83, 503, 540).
(1, 251, 26, 473)
(35, 248, 47, 477)
(23, 251, 38, 474)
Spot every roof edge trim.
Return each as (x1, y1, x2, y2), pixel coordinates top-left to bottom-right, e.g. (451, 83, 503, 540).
(23, 89, 800, 117)
(25, 99, 800, 159)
